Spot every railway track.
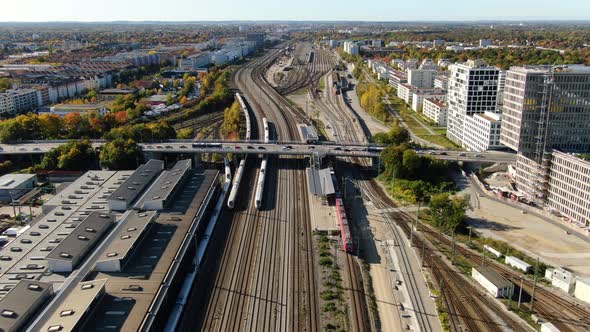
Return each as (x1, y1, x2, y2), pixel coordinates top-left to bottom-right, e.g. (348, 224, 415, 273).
(191, 44, 320, 332)
(417, 220, 590, 332)
(312, 66, 533, 331)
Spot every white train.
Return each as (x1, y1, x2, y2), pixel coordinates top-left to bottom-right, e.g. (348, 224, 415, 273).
(227, 157, 247, 209)
(224, 157, 232, 184)
(263, 117, 270, 143)
(235, 93, 251, 140)
(254, 158, 268, 209)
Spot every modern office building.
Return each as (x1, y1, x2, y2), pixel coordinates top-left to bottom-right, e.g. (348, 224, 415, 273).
(500, 65, 590, 162)
(446, 60, 500, 146)
(462, 111, 503, 152)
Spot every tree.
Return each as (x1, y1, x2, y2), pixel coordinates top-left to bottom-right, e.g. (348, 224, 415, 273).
(39, 140, 96, 171)
(38, 113, 63, 139)
(99, 139, 142, 170)
(166, 93, 175, 106)
(177, 128, 193, 139)
(429, 193, 469, 233)
(0, 78, 11, 92)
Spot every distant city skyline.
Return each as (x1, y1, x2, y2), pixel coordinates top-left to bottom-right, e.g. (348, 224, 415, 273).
(1, 0, 590, 22)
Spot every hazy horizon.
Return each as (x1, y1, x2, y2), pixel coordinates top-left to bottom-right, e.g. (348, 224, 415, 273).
(1, 0, 589, 22)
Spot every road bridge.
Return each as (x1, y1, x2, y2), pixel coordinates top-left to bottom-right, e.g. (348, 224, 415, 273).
(0, 140, 517, 163)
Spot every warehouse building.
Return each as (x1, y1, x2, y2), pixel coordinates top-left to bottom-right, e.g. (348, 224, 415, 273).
(45, 212, 114, 272)
(0, 174, 37, 202)
(0, 280, 53, 332)
(472, 266, 513, 298)
(95, 210, 157, 272)
(38, 279, 107, 332)
(107, 159, 164, 211)
(137, 159, 191, 211)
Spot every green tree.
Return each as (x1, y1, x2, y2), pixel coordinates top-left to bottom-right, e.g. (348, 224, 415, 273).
(39, 140, 96, 171)
(0, 78, 11, 92)
(99, 139, 142, 170)
(176, 128, 194, 139)
(429, 193, 469, 233)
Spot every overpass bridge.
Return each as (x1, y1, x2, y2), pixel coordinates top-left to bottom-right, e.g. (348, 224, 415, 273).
(0, 140, 517, 164)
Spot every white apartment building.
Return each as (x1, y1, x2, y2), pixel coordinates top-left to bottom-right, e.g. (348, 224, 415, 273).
(343, 41, 359, 56)
(388, 69, 407, 90)
(397, 83, 414, 104)
(411, 90, 446, 112)
(419, 59, 439, 71)
(179, 52, 211, 70)
(446, 59, 499, 146)
(0, 89, 40, 115)
(434, 75, 449, 90)
(423, 98, 448, 126)
(408, 69, 436, 88)
(462, 111, 503, 152)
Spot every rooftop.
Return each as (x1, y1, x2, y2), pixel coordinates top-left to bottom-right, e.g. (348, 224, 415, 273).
(425, 98, 447, 108)
(136, 159, 191, 210)
(95, 210, 158, 272)
(46, 212, 114, 266)
(0, 174, 36, 190)
(0, 280, 53, 332)
(474, 266, 512, 289)
(510, 64, 590, 74)
(38, 279, 107, 332)
(307, 168, 335, 196)
(51, 103, 109, 111)
(107, 160, 164, 209)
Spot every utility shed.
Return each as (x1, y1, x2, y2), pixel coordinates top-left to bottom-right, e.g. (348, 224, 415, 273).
(38, 279, 107, 332)
(137, 159, 192, 211)
(575, 278, 590, 304)
(472, 266, 513, 298)
(46, 212, 114, 272)
(0, 280, 53, 332)
(551, 267, 576, 294)
(505, 255, 532, 273)
(0, 174, 37, 202)
(298, 124, 319, 143)
(306, 168, 335, 196)
(107, 159, 164, 211)
(95, 210, 157, 272)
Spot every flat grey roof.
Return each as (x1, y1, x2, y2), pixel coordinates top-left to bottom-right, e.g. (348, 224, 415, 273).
(38, 279, 107, 332)
(107, 160, 163, 205)
(306, 168, 335, 196)
(0, 174, 36, 190)
(475, 266, 512, 289)
(85, 170, 219, 332)
(96, 210, 158, 268)
(136, 159, 191, 209)
(43, 171, 116, 209)
(0, 280, 53, 332)
(298, 124, 319, 141)
(46, 212, 114, 264)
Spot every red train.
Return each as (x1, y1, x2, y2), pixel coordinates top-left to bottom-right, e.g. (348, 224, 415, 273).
(335, 195, 354, 253)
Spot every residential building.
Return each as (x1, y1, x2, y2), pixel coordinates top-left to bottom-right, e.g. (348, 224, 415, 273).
(434, 75, 449, 90)
(387, 69, 407, 90)
(446, 59, 500, 146)
(179, 52, 211, 70)
(500, 65, 590, 161)
(48, 102, 109, 117)
(472, 266, 513, 298)
(462, 111, 503, 152)
(411, 89, 446, 112)
(371, 40, 384, 47)
(328, 40, 339, 48)
(433, 39, 446, 47)
(397, 83, 414, 104)
(419, 59, 439, 71)
(423, 98, 448, 126)
(0, 89, 39, 115)
(408, 69, 436, 88)
(343, 41, 359, 56)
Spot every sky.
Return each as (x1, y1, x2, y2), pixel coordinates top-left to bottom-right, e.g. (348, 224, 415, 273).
(0, 0, 589, 22)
